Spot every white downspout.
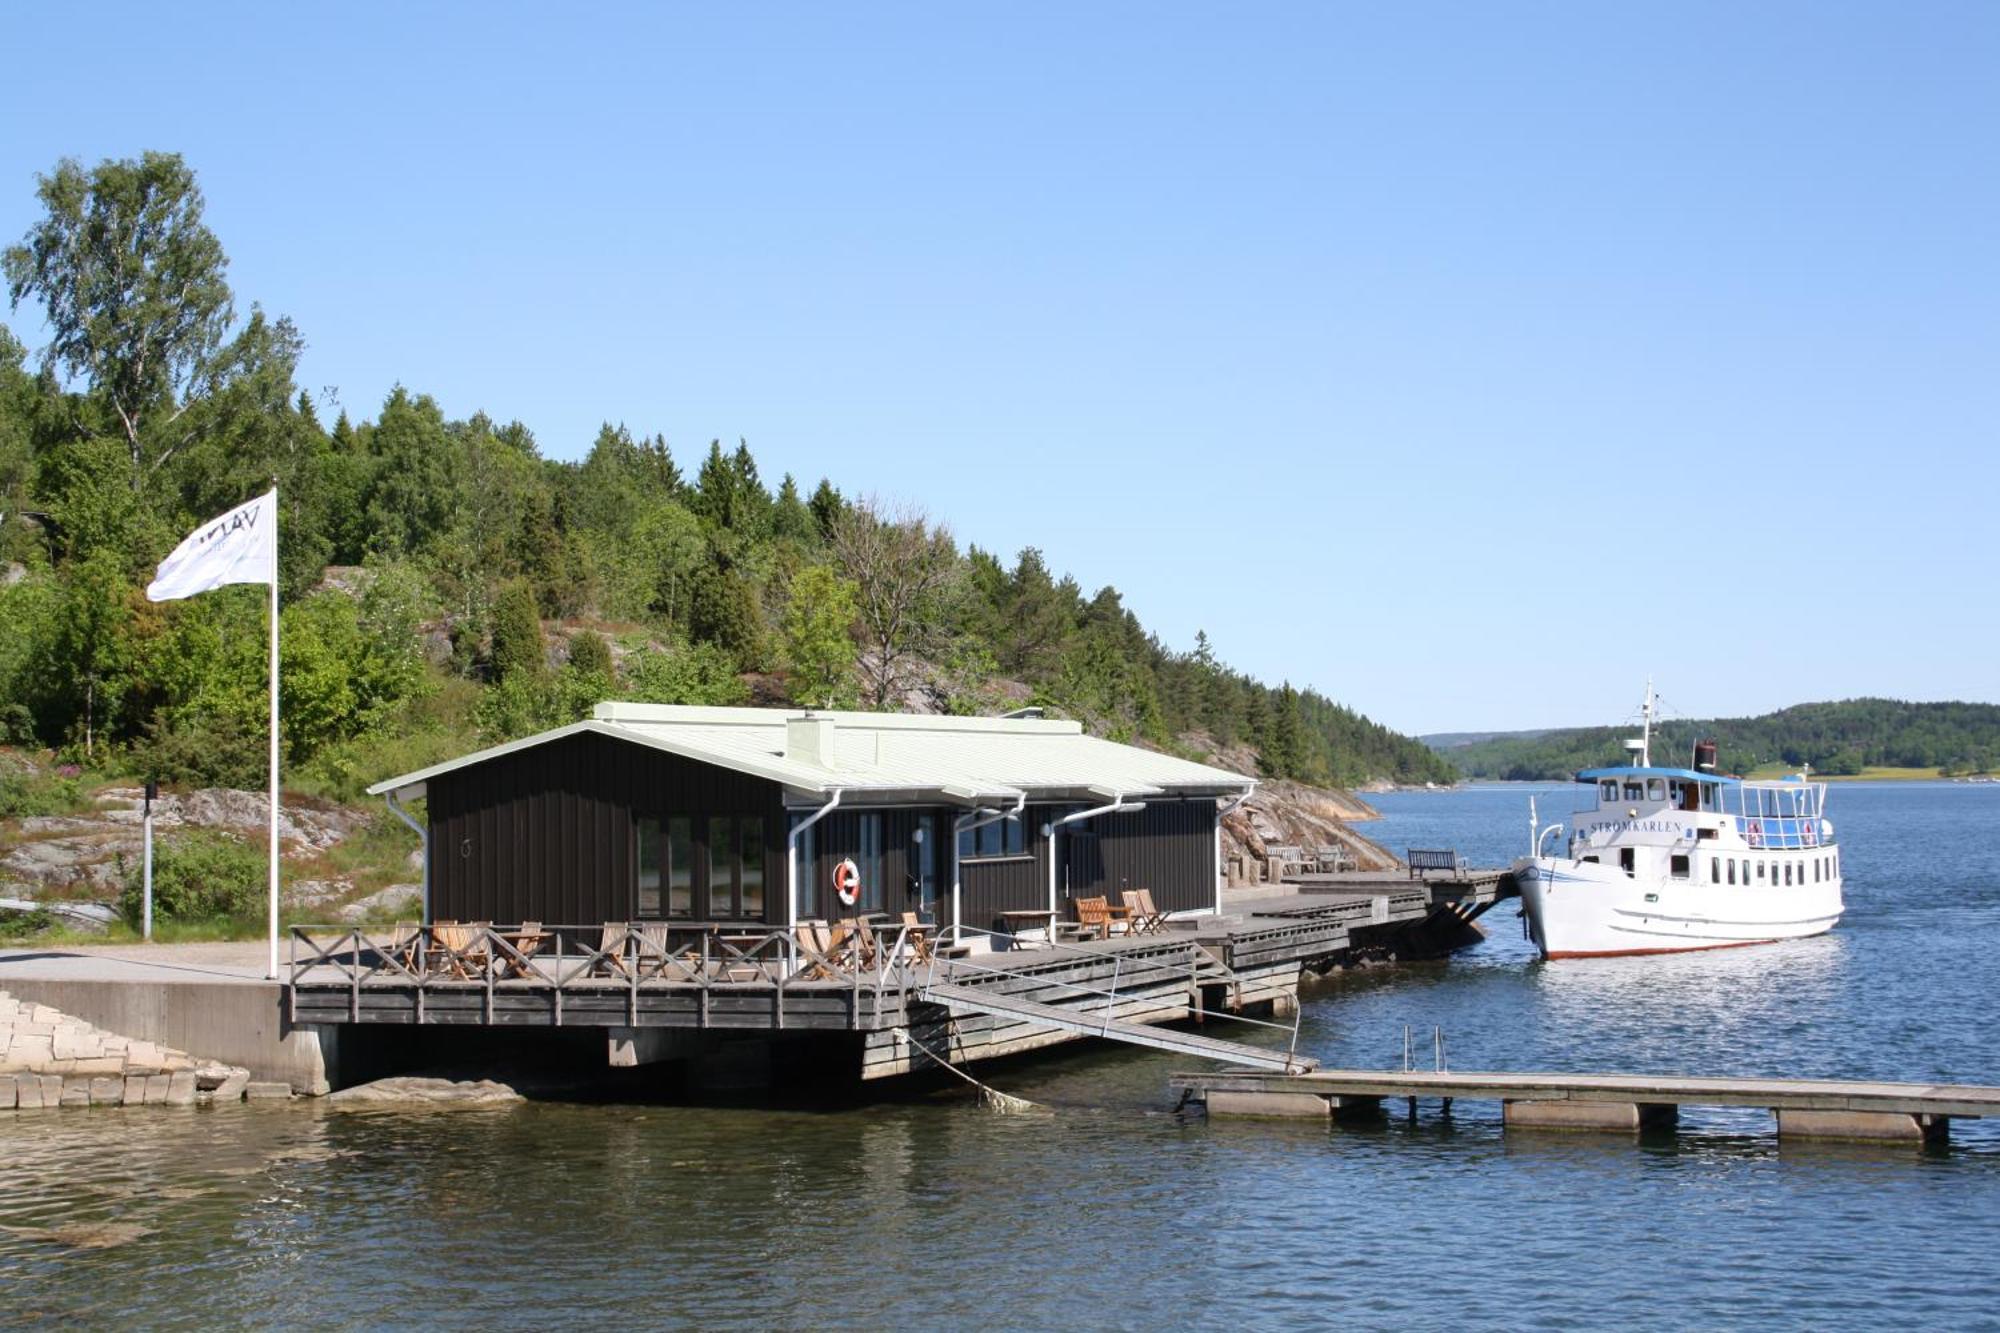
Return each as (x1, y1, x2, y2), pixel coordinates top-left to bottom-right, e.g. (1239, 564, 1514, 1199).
(953, 794, 1025, 945)
(1048, 795, 1138, 921)
(787, 789, 844, 942)
(1216, 784, 1255, 917)
(384, 790, 428, 923)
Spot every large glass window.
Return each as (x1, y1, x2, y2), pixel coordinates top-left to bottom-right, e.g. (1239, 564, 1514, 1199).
(1623, 781, 1644, 801)
(640, 817, 694, 917)
(668, 818, 693, 915)
(710, 816, 736, 917)
(858, 813, 885, 913)
(916, 816, 937, 915)
(740, 817, 765, 918)
(1646, 779, 1666, 802)
(959, 815, 1026, 860)
(1599, 780, 1618, 803)
(638, 818, 662, 917)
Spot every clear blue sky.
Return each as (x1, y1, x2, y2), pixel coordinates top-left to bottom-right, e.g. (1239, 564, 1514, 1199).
(4, 3, 1995, 734)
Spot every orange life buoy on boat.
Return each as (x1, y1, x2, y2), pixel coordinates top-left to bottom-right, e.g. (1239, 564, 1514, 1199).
(833, 858, 862, 907)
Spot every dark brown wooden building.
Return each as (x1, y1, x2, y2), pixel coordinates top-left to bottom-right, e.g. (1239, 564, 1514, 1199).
(369, 704, 1254, 938)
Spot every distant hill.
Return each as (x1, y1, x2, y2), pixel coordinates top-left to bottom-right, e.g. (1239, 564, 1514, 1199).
(1430, 699, 2000, 780)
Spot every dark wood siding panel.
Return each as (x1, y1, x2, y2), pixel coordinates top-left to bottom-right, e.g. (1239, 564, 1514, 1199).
(423, 732, 784, 928)
(955, 803, 1057, 932)
(1069, 799, 1217, 914)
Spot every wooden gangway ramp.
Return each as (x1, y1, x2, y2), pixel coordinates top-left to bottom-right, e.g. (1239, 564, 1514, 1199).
(923, 982, 1316, 1074)
(1169, 1067, 2000, 1143)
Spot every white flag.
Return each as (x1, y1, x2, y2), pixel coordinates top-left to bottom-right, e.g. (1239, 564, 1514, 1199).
(146, 489, 277, 602)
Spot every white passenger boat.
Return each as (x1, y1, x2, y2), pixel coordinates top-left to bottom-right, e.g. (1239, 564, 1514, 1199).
(1512, 684, 1844, 959)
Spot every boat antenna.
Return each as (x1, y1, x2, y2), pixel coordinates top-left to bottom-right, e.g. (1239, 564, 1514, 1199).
(1641, 676, 1653, 768)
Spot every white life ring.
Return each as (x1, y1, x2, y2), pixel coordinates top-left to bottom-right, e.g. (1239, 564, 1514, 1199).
(833, 858, 862, 907)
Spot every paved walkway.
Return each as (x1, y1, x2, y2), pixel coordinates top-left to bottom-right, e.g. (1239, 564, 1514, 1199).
(0, 941, 275, 984)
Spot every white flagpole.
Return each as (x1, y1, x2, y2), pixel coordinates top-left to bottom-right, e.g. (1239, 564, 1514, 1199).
(267, 483, 281, 980)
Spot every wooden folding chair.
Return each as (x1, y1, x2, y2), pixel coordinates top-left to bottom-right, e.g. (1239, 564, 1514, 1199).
(500, 921, 548, 978)
(794, 919, 839, 979)
(593, 921, 632, 977)
(1123, 890, 1169, 935)
(899, 911, 935, 965)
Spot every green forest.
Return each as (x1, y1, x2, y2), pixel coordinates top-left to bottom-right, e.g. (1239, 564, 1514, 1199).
(1435, 699, 2000, 780)
(0, 152, 1455, 805)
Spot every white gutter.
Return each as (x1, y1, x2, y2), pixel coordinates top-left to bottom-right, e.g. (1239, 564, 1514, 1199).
(384, 790, 429, 922)
(1216, 783, 1256, 916)
(1047, 795, 1145, 920)
(787, 789, 844, 942)
(952, 794, 1025, 945)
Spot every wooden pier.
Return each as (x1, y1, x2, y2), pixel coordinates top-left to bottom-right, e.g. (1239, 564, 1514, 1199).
(1169, 1067, 2000, 1144)
(284, 865, 1518, 1080)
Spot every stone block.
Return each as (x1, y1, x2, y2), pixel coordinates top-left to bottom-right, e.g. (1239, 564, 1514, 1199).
(145, 1074, 171, 1105)
(166, 1071, 197, 1106)
(40, 1074, 62, 1104)
(60, 1079, 91, 1108)
(244, 1081, 292, 1101)
(50, 1032, 95, 1061)
(89, 1076, 125, 1106)
(70, 1056, 125, 1078)
(16, 1021, 55, 1037)
(124, 1075, 149, 1105)
(8, 1033, 52, 1067)
(15, 1075, 45, 1110)
(0, 1074, 15, 1109)
(211, 1070, 251, 1103)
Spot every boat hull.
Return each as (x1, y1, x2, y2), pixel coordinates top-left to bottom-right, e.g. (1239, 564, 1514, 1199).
(1511, 856, 1843, 959)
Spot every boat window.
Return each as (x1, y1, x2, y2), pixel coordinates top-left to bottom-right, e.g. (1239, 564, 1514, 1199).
(1701, 782, 1718, 810)
(1709, 857, 1719, 884)
(1813, 859, 1820, 883)
(1581, 855, 1600, 864)
(1670, 854, 1690, 880)
(1646, 779, 1666, 801)
(1623, 781, 1644, 801)
(1727, 858, 1736, 885)
(1600, 780, 1618, 802)
(1756, 861, 1765, 881)
(1785, 861, 1795, 886)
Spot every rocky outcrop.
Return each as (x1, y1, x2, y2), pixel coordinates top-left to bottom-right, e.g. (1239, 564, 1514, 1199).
(327, 1074, 526, 1109)
(0, 776, 386, 923)
(1223, 780, 1398, 880)
(0, 989, 252, 1111)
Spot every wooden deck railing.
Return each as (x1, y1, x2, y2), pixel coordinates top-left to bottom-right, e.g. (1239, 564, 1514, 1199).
(285, 921, 930, 1027)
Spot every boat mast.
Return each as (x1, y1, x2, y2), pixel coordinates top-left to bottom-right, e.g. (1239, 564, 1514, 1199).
(1642, 677, 1654, 768)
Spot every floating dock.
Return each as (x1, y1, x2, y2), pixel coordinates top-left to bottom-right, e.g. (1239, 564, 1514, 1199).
(1169, 1067, 2000, 1144)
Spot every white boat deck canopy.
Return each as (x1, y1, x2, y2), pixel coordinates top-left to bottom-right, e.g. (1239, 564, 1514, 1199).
(368, 703, 1255, 808)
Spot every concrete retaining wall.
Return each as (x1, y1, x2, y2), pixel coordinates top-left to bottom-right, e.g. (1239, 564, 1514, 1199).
(0, 978, 334, 1094)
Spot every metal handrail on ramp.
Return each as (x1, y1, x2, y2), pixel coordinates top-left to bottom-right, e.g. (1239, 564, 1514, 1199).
(921, 980, 1317, 1074)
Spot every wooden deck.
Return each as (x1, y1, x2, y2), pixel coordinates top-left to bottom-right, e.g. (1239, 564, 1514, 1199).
(1170, 1067, 2000, 1142)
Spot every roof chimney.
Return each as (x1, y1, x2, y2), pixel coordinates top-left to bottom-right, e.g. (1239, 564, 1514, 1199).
(787, 715, 836, 767)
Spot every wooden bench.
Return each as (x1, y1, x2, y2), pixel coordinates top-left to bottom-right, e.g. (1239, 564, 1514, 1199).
(1407, 848, 1467, 879)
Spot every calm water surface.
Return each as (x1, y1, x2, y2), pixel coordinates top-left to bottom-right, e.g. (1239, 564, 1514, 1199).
(5, 782, 1998, 1329)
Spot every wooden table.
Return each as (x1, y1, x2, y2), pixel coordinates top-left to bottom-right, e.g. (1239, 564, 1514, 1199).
(997, 909, 1059, 948)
